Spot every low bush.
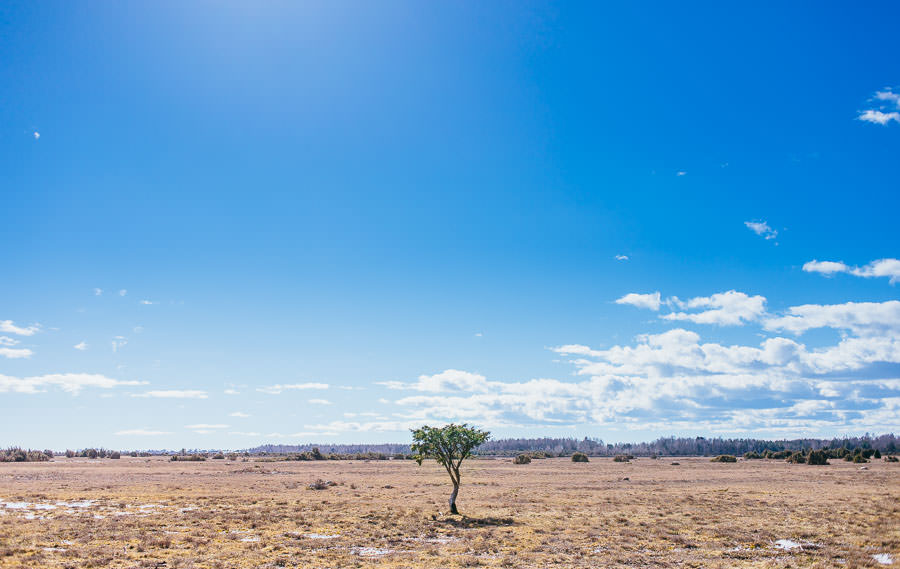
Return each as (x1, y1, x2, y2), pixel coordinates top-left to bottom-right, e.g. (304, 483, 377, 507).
(170, 454, 207, 462)
(884, 455, 899, 463)
(212, 453, 225, 459)
(309, 479, 337, 490)
(612, 454, 632, 462)
(785, 452, 806, 464)
(571, 452, 589, 462)
(513, 454, 531, 464)
(109, 451, 121, 459)
(0, 447, 51, 462)
(710, 455, 737, 463)
(743, 451, 763, 459)
(851, 454, 869, 464)
(807, 449, 828, 465)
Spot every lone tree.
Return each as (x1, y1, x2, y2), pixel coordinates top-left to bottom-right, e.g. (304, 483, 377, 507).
(411, 423, 490, 515)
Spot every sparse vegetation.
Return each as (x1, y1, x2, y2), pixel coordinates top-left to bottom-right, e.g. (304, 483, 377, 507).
(0, 455, 895, 568)
(571, 452, 589, 462)
(612, 454, 633, 462)
(513, 454, 532, 464)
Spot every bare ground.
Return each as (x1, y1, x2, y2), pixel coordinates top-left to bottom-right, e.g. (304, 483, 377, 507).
(0, 456, 897, 568)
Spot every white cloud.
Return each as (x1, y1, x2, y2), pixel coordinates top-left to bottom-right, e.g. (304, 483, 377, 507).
(229, 431, 261, 436)
(229, 411, 250, 418)
(0, 347, 33, 359)
(874, 89, 900, 105)
(132, 390, 208, 399)
(662, 290, 767, 326)
(115, 429, 172, 436)
(615, 254, 629, 261)
(676, 171, 687, 176)
(0, 320, 40, 336)
(858, 109, 900, 125)
(744, 220, 777, 240)
(375, 285, 900, 434)
(185, 423, 229, 429)
(224, 389, 240, 395)
(74, 341, 88, 351)
(0, 373, 146, 395)
(256, 382, 329, 394)
(802, 260, 849, 275)
(111, 337, 127, 353)
(139, 300, 156, 305)
(308, 398, 332, 405)
(615, 292, 662, 311)
(94, 288, 103, 296)
(764, 300, 900, 336)
(119, 289, 127, 296)
(33, 131, 40, 140)
(803, 258, 900, 284)
(0, 336, 18, 346)
(379, 369, 489, 393)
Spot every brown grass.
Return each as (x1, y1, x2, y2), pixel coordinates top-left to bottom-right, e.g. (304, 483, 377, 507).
(0, 456, 897, 568)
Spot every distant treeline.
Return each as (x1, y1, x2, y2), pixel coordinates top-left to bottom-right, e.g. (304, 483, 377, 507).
(478, 434, 899, 456)
(248, 443, 412, 455)
(3, 434, 896, 461)
(246, 434, 898, 457)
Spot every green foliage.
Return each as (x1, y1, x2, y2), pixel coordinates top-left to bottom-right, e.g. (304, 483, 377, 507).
(711, 455, 737, 463)
(873, 449, 881, 459)
(411, 423, 490, 515)
(513, 454, 532, 464)
(743, 451, 763, 459)
(885, 455, 899, 463)
(571, 452, 589, 462)
(851, 454, 869, 464)
(807, 450, 828, 465)
(785, 451, 806, 464)
(613, 454, 633, 462)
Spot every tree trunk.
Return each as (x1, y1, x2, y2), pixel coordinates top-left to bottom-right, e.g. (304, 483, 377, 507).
(449, 483, 460, 515)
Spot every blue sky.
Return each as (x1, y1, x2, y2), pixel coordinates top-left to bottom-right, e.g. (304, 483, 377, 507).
(2, 2, 899, 449)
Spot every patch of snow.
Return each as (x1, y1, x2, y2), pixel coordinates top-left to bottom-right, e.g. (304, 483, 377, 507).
(353, 547, 395, 557)
(774, 539, 802, 551)
(240, 536, 260, 543)
(873, 554, 894, 565)
(306, 533, 340, 539)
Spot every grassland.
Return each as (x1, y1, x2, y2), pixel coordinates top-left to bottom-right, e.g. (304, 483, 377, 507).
(0, 456, 897, 568)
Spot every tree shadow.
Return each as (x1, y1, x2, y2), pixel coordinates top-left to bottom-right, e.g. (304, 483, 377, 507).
(437, 515, 516, 528)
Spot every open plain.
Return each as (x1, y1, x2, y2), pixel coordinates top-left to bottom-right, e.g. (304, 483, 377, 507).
(0, 456, 897, 569)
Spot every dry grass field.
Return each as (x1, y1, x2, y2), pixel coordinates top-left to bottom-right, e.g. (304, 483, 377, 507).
(1, 456, 897, 568)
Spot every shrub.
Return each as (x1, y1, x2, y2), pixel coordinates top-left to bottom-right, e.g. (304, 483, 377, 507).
(0, 447, 51, 462)
(807, 450, 828, 465)
(785, 452, 806, 464)
(710, 455, 737, 463)
(743, 451, 763, 459)
(170, 454, 206, 462)
(571, 452, 589, 462)
(873, 449, 881, 459)
(612, 454, 632, 462)
(885, 456, 899, 463)
(109, 451, 121, 459)
(212, 453, 225, 459)
(65, 449, 76, 458)
(309, 479, 336, 490)
(513, 454, 531, 464)
(852, 454, 869, 463)
(770, 450, 791, 460)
